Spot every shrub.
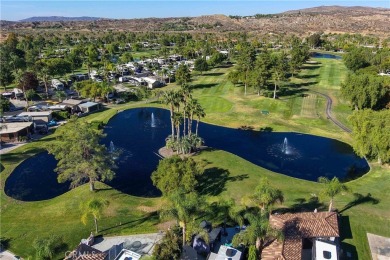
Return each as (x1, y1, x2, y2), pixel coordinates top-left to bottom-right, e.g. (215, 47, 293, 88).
(90, 121, 104, 130)
(52, 111, 69, 120)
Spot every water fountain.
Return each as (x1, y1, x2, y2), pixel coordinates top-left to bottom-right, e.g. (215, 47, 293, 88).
(151, 112, 156, 128)
(282, 137, 289, 154)
(267, 137, 301, 161)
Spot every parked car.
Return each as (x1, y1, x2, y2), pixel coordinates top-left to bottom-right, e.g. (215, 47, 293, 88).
(47, 120, 58, 127)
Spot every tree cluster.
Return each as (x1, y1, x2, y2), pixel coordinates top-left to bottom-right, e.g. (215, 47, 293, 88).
(162, 85, 205, 155)
(349, 109, 390, 164)
(341, 73, 389, 110)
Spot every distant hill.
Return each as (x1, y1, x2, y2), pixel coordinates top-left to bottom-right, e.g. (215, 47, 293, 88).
(19, 16, 104, 22)
(283, 5, 389, 14)
(1, 6, 389, 38)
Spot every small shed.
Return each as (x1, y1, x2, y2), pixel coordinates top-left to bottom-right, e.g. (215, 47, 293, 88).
(78, 102, 102, 114)
(18, 111, 52, 123)
(0, 122, 33, 142)
(141, 76, 165, 89)
(61, 99, 85, 113)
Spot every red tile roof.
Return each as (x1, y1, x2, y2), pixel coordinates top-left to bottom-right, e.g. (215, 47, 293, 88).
(262, 212, 339, 260)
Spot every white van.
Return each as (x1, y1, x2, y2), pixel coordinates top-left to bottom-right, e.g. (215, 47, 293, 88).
(51, 79, 64, 90)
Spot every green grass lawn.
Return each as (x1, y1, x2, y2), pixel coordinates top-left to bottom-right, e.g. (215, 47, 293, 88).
(1, 60, 388, 259)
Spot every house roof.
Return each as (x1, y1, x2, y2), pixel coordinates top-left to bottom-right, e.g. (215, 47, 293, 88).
(208, 245, 242, 260)
(0, 122, 33, 135)
(79, 102, 100, 108)
(270, 212, 339, 238)
(62, 99, 84, 106)
(262, 212, 339, 260)
(67, 244, 107, 260)
(19, 111, 52, 117)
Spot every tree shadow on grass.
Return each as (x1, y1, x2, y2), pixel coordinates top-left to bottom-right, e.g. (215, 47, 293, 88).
(339, 215, 357, 259)
(99, 211, 159, 234)
(339, 193, 379, 214)
(0, 237, 11, 251)
(1, 147, 44, 164)
(204, 72, 224, 77)
(301, 65, 321, 70)
(278, 87, 309, 97)
(295, 74, 320, 79)
(196, 167, 248, 196)
(292, 82, 318, 88)
(274, 197, 326, 214)
(191, 83, 219, 90)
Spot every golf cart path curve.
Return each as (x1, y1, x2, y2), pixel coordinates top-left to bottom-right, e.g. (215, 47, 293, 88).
(311, 90, 352, 133)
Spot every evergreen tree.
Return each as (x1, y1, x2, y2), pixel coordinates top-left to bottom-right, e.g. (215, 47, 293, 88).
(194, 57, 209, 75)
(175, 64, 191, 86)
(47, 117, 116, 191)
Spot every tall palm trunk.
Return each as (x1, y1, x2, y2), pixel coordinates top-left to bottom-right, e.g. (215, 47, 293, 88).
(170, 105, 175, 140)
(245, 69, 248, 96)
(273, 82, 277, 99)
(196, 118, 200, 136)
(94, 217, 99, 233)
(176, 124, 180, 142)
(182, 224, 186, 247)
(183, 107, 186, 137)
(89, 180, 95, 192)
(189, 113, 194, 136)
(328, 198, 333, 212)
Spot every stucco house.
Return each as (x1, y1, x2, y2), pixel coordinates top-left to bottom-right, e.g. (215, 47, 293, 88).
(262, 211, 340, 260)
(0, 122, 33, 142)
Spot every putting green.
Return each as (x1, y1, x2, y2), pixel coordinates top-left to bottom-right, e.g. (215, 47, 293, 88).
(198, 96, 233, 113)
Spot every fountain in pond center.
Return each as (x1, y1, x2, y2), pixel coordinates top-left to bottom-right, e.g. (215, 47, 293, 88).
(267, 137, 301, 161)
(282, 137, 290, 154)
(151, 112, 156, 128)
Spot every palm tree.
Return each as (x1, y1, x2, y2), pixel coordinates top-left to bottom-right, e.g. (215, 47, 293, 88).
(217, 199, 244, 234)
(194, 103, 205, 136)
(72, 81, 83, 97)
(25, 89, 36, 106)
(173, 112, 183, 143)
(162, 90, 177, 140)
(232, 212, 283, 252)
(33, 235, 58, 260)
(318, 177, 348, 212)
(81, 198, 109, 233)
(161, 191, 201, 247)
(55, 91, 67, 102)
(37, 66, 51, 98)
(186, 99, 197, 136)
(251, 177, 284, 213)
(180, 84, 192, 137)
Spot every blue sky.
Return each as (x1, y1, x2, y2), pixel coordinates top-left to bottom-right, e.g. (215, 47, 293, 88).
(1, 0, 389, 21)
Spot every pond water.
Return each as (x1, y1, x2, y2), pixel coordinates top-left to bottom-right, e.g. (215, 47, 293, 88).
(5, 108, 369, 201)
(311, 52, 342, 59)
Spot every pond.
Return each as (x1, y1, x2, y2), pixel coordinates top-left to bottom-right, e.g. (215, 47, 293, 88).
(311, 52, 342, 59)
(5, 108, 369, 201)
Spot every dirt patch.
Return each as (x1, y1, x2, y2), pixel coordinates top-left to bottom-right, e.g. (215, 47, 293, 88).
(137, 205, 160, 213)
(157, 220, 177, 231)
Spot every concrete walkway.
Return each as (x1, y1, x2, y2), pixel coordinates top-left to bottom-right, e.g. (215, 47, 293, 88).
(367, 233, 390, 260)
(0, 250, 20, 259)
